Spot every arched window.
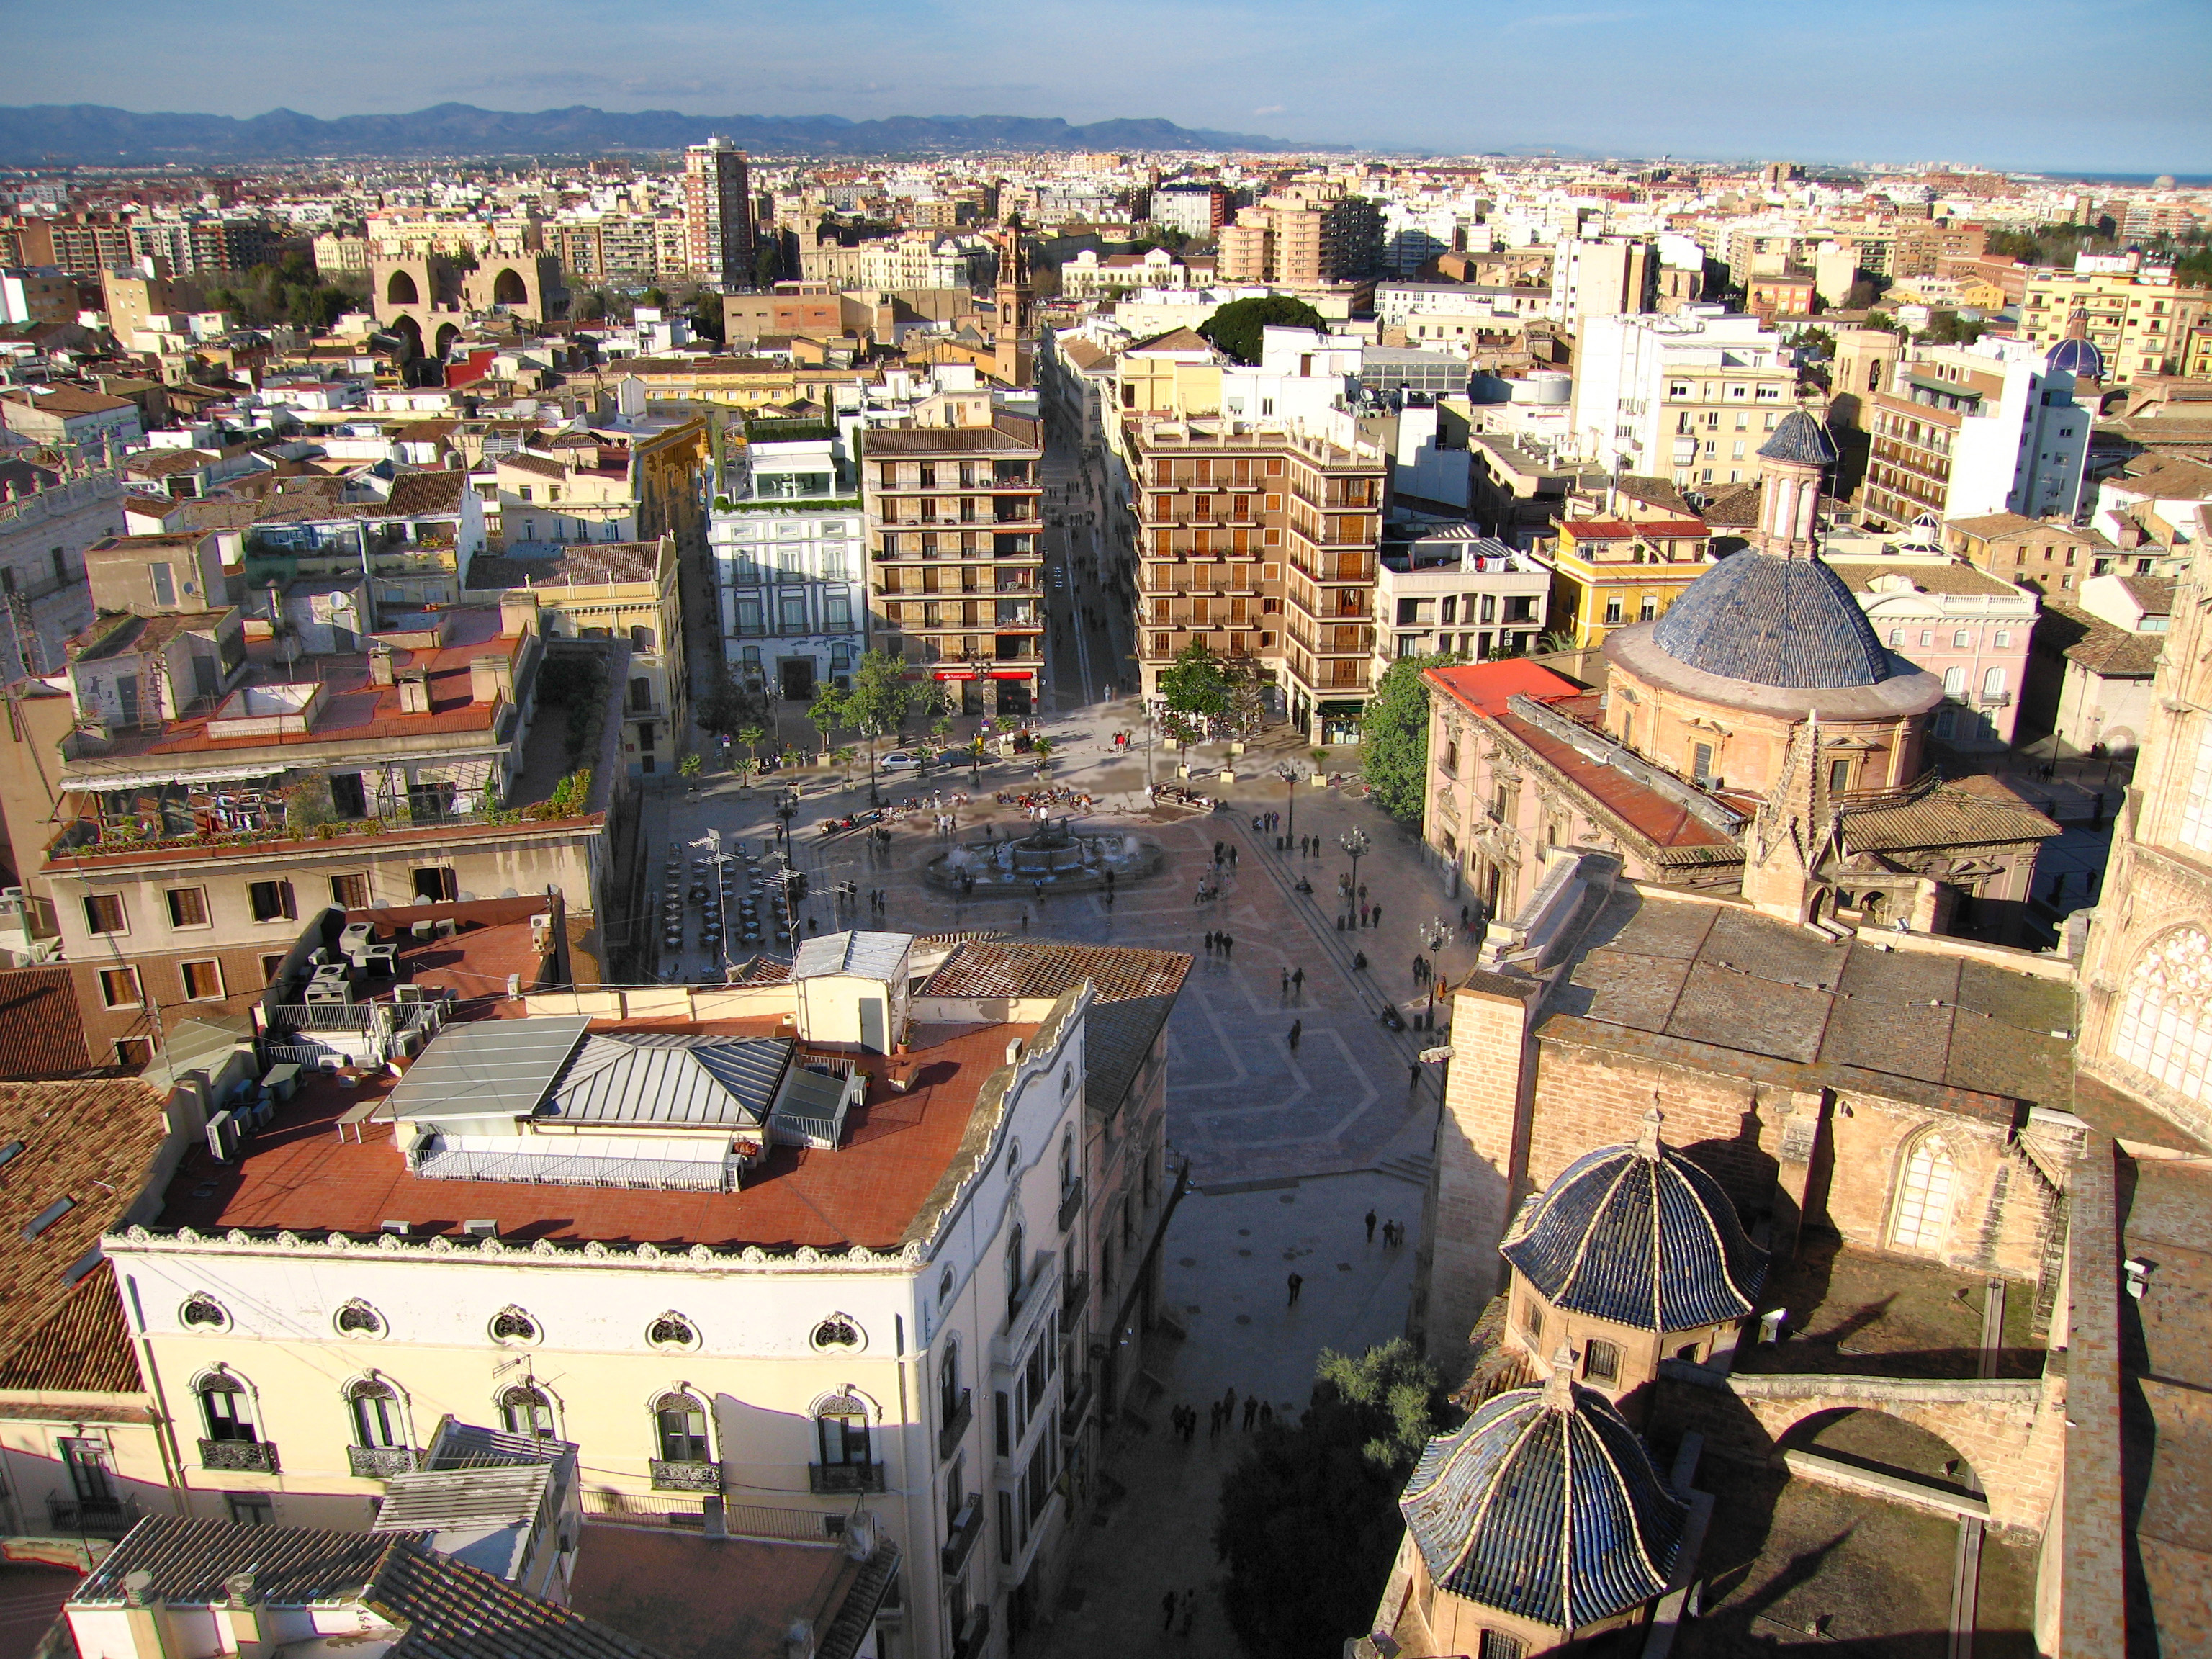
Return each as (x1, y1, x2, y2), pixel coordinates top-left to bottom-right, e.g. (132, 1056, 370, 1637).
(939, 1345, 961, 1424)
(500, 1385, 557, 1442)
(349, 1379, 403, 1449)
(654, 1393, 709, 1465)
(2114, 927, 2212, 1105)
(817, 1391, 872, 1469)
(199, 1376, 257, 1444)
(1006, 1223, 1027, 1320)
(2177, 727, 2212, 855)
(1890, 1131, 1956, 1254)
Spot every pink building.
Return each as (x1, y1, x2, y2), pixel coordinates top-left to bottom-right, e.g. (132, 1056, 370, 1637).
(1827, 554, 2038, 752)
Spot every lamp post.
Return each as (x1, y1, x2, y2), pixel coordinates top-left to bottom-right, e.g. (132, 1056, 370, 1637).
(1273, 760, 1300, 850)
(688, 830, 734, 981)
(1340, 827, 1370, 925)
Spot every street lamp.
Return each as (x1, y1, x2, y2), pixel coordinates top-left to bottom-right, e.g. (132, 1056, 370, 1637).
(1340, 828, 1370, 925)
(1273, 760, 1300, 850)
(688, 830, 735, 981)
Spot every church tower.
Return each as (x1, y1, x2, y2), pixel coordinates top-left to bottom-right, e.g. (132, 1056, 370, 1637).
(992, 220, 1034, 387)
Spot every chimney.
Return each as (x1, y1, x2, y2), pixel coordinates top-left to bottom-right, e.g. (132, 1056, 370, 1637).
(783, 1622, 815, 1659)
(121, 1572, 173, 1659)
(395, 668, 432, 714)
(469, 655, 514, 705)
(1004, 1038, 1025, 1067)
(224, 1573, 268, 1659)
(368, 642, 397, 685)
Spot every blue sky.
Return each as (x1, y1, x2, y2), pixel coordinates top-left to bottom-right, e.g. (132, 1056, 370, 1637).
(3, 0, 2206, 172)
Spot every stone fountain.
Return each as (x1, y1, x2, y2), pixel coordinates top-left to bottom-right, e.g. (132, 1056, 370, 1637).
(924, 816, 1164, 896)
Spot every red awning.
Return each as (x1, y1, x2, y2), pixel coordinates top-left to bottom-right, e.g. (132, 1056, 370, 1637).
(987, 669, 1034, 680)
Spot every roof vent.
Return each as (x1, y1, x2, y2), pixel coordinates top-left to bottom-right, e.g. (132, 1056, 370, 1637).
(463, 1218, 498, 1239)
(1005, 1038, 1025, 1066)
(122, 1571, 158, 1609)
(380, 1219, 410, 1236)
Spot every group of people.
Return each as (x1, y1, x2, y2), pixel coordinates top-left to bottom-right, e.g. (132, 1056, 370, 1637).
(1364, 1208, 1408, 1249)
(992, 786, 1094, 812)
(1201, 930, 1237, 957)
(1110, 730, 1138, 752)
(1249, 809, 1285, 834)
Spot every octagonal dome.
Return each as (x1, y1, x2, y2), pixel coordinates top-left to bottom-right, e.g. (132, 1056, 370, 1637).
(1650, 549, 1893, 690)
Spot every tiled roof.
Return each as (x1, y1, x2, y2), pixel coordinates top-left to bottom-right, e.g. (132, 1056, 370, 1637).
(1943, 511, 2046, 539)
(1699, 482, 1761, 529)
(0, 1080, 168, 1393)
(76, 1517, 429, 1607)
(568, 1524, 897, 1659)
(1611, 475, 1694, 516)
(1401, 1379, 1686, 1627)
(1756, 408, 1839, 465)
(2040, 603, 2166, 678)
(0, 966, 93, 1079)
(467, 541, 663, 591)
(1652, 552, 1893, 690)
(1501, 1128, 1768, 1331)
(500, 453, 571, 482)
(920, 941, 1192, 1113)
(150, 1023, 1033, 1252)
(1494, 706, 1737, 857)
(386, 471, 470, 516)
(2118, 575, 2176, 616)
(863, 414, 1040, 455)
(1424, 660, 1582, 720)
(1824, 559, 2025, 597)
(0, 1263, 142, 1392)
(1840, 773, 2061, 853)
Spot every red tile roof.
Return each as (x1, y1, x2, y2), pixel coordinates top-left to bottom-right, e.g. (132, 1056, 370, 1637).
(1497, 701, 1735, 854)
(1561, 518, 1709, 540)
(153, 1022, 1033, 1251)
(1424, 660, 1582, 719)
(0, 966, 94, 1079)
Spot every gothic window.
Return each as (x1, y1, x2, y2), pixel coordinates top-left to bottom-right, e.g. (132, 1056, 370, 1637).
(2114, 927, 2212, 1105)
(1889, 1131, 1956, 1254)
(2177, 726, 2212, 855)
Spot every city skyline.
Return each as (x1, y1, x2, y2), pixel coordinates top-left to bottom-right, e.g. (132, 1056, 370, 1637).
(1, 0, 2206, 174)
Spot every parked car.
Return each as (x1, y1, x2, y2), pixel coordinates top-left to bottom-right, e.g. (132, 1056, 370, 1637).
(880, 750, 923, 773)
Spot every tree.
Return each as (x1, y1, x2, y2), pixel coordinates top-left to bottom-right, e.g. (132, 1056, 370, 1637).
(1215, 1340, 1454, 1659)
(639, 287, 670, 313)
(753, 240, 784, 291)
(1031, 734, 1056, 778)
(737, 724, 766, 787)
(1157, 642, 1233, 739)
(688, 291, 725, 343)
(677, 752, 703, 792)
(806, 687, 848, 760)
(1843, 276, 1882, 312)
(1916, 308, 1985, 347)
(1198, 294, 1326, 365)
(695, 670, 751, 753)
(1360, 653, 1454, 824)
(843, 649, 913, 805)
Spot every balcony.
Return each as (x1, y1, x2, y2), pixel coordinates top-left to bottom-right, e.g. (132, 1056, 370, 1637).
(348, 1445, 421, 1480)
(650, 1459, 724, 1493)
(1062, 1269, 1091, 1320)
(200, 1439, 279, 1474)
(1058, 1177, 1084, 1234)
(938, 1388, 973, 1462)
(1977, 691, 2013, 708)
(1061, 1367, 1096, 1435)
(941, 1493, 985, 1578)
(809, 1461, 887, 1495)
(46, 1493, 139, 1537)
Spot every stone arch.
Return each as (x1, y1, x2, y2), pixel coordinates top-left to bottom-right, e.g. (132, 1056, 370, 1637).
(2113, 923, 2212, 1105)
(1777, 1405, 1981, 1498)
(387, 268, 420, 307)
(433, 323, 459, 359)
(387, 315, 423, 361)
(491, 266, 529, 307)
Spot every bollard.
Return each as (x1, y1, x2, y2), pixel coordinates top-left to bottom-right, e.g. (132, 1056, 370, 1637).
(1336, 914, 1345, 931)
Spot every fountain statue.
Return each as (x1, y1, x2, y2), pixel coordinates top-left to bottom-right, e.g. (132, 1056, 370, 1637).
(925, 816, 1164, 896)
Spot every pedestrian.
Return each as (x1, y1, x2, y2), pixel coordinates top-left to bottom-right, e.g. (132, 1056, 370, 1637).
(1281, 966, 1291, 1000)
(1409, 1060, 1423, 1092)
(1365, 1208, 1377, 1244)
(1162, 1591, 1179, 1633)
(1460, 904, 1470, 928)
(1242, 1395, 1258, 1431)
(1222, 935, 1234, 959)
(1020, 907, 1029, 932)
(1222, 1385, 1236, 1424)
(1360, 904, 1370, 927)
(1358, 883, 1368, 905)
(1209, 1400, 1222, 1437)
(1287, 1020, 1302, 1052)
(1228, 845, 1238, 868)
(1372, 903, 1383, 928)
(1178, 1591, 1197, 1639)
(1259, 1401, 1274, 1429)
(1292, 966, 1305, 996)
(1287, 1271, 1303, 1305)
(1203, 932, 1214, 956)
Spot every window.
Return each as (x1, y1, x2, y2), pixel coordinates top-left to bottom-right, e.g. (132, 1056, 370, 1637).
(181, 1294, 228, 1330)
(350, 1380, 403, 1447)
(1583, 1339, 1621, 1383)
(1478, 1632, 1524, 1659)
(1603, 597, 1624, 625)
(1827, 759, 1852, 794)
(655, 1393, 710, 1463)
(225, 1493, 274, 1529)
(412, 867, 457, 904)
(818, 1400, 871, 1468)
(1639, 595, 1658, 622)
(490, 1307, 538, 1344)
(114, 1038, 152, 1070)
(648, 1313, 697, 1350)
(330, 873, 369, 909)
(500, 1385, 557, 1441)
(200, 1380, 257, 1443)
(1006, 1223, 1027, 1322)
(83, 894, 126, 936)
(181, 960, 224, 1001)
(1691, 743, 1714, 786)
(259, 953, 287, 986)
(2114, 927, 2212, 1104)
(1953, 629, 1972, 649)
(247, 881, 295, 924)
(150, 562, 176, 607)
(166, 887, 209, 928)
(813, 1314, 862, 1349)
(1891, 1133, 1956, 1254)
(99, 967, 141, 1009)
(629, 624, 655, 654)
(1943, 666, 1966, 698)
(1993, 629, 2011, 649)
(1982, 667, 2005, 698)
(1521, 1300, 1543, 1344)
(1887, 628, 1903, 647)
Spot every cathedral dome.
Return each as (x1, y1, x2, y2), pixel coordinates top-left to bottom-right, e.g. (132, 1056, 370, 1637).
(1401, 1371, 1687, 1629)
(1755, 408, 1839, 467)
(2046, 336, 2105, 380)
(1500, 1116, 1768, 1333)
(1650, 549, 1893, 690)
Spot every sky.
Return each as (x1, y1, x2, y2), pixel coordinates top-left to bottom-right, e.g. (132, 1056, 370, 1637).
(2, 0, 2207, 174)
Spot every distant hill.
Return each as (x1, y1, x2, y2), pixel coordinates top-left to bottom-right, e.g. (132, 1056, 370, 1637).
(0, 104, 1324, 163)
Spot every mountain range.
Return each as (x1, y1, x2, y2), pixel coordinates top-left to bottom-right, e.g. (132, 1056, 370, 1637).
(0, 104, 1321, 164)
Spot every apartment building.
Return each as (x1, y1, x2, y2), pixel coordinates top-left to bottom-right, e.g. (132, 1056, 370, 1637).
(99, 927, 1187, 1659)
(0, 460, 124, 680)
(19, 557, 620, 1066)
(682, 138, 754, 292)
(1148, 184, 1230, 240)
(1128, 417, 1386, 743)
(711, 425, 868, 701)
(1859, 340, 2090, 531)
(1941, 512, 2109, 596)
(466, 536, 685, 778)
(1539, 513, 1713, 648)
(1826, 554, 2038, 750)
(1546, 236, 1656, 323)
(1569, 308, 1799, 485)
(862, 413, 1046, 716)
(1218, 192, 1380, 287)
(1375, 524, 1550, 673)
(2020, 256, 2210, 382)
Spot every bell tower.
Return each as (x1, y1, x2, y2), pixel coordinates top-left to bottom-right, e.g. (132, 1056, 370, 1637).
(992, 218, 1034, 387)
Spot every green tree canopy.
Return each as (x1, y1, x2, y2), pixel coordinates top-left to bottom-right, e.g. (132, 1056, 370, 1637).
(1215, 1340, 1454, 1659)
(844, 649, 912, 800)
(1198, 293, 1326, 365)
(1360, 652, 1455, 824)
(1156, 642, 1233, 739)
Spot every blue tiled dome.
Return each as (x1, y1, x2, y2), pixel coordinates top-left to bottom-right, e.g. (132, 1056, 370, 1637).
(1755, 408, 1838, 466)
(1401, 1375, 1686, 1629)
(1501, 1124, 1768, 1332)
(2046, 336, 2105, 379)
(1650, 550, 1892, 689)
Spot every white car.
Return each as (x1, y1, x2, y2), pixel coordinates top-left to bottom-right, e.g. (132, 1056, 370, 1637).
(880, 750, 923, 773)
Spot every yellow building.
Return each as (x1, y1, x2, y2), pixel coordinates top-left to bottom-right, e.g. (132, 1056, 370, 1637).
(2020, 261, 2210, 382)
(1542, 516, 1714, 647)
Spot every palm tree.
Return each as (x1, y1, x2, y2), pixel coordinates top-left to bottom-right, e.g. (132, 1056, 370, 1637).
(737, 725, 765, 788)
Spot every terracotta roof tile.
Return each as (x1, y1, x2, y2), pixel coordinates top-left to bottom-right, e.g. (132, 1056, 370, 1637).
(469, 542, 663, 591)
(1495, 708, 1737, 855)
(1424, 660, 1582, 719)
(0, 966, 94, 1079)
